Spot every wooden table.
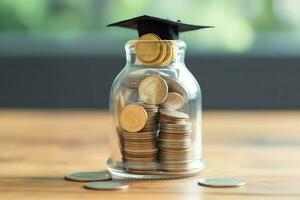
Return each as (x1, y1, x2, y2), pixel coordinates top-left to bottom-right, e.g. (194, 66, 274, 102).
(0, 110, 300, 200)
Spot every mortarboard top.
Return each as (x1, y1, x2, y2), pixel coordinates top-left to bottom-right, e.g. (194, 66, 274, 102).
(107, 15, 213, 40)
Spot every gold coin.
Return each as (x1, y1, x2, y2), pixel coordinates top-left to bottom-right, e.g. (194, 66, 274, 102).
(159, 41, 173, 66)
(141, 33, 161, 40)
(156, 41, 168, 64)
(141, 41, 167, 67)
(161, 92, 185, 110)
(136, 33, 161, 62)
(138, 74, 168, 104)
(170, 41, 177, 60)
(120, 104, 148, 132)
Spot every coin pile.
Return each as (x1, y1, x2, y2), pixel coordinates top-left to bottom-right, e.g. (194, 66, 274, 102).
(139, 103, 159, 131)
(158, 109, 193, 172)
(117, 71, 193, 174)
(135, 33, 176, 67)
(123, 130, 159, 174)
(119, 103, 159, 174)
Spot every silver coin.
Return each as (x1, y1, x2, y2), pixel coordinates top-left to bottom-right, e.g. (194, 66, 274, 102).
(198, 178, 246, 187)
(64, 171, 111, 182)
(84, 181, 128, 190)
(161, 75, 189, 102)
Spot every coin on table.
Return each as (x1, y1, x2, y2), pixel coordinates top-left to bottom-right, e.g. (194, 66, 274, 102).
(84, 180, 128, 190)
(120, 104, 148, 132)
(161, 92, 185, 110)
(138, 74, 168, 104)
(64, 171, 111, 182)
(198, 178, 246, 187)
(136, 33, 161, 62)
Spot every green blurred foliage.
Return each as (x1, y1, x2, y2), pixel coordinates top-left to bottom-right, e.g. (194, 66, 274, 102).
(0, 0, 299, 54)
(0, 0, 101, 31)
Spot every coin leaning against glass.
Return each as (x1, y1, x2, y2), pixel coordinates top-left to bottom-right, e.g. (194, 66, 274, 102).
(135, 33, 161, 62)
(120, 104, 148, 132)
(139, 40, 167, 67)
(159, 41, 176, 67)
(138, 74, 168, 104)
(135, 33, 177, 67)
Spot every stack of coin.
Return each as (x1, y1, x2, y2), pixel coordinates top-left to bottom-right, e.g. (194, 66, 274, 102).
(138, 103, 159, 131)
(122, 130, 159, 174)
(135, 33, 176, 67)
(119, 104, 159, 174)
(117, 71, 194, 174)
(161, 92, 185, 110)
(158, 109, 193, 172)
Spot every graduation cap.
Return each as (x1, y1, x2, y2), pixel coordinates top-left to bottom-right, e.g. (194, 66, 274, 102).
(107, 15, 213, 40)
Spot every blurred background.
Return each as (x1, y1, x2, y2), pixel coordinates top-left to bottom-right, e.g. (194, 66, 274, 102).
(0, 0, 300, 109)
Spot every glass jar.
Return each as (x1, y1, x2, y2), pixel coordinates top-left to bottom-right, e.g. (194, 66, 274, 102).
(107, 40, 204, 179)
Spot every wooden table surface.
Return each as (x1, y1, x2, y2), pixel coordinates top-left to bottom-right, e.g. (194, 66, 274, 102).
(0, 110, 300, 200)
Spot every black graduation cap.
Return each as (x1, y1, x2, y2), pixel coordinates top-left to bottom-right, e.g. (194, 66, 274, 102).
(107, 15, 213, 40)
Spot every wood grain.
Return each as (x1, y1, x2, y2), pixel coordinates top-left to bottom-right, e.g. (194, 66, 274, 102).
(0, 109, 300, 200)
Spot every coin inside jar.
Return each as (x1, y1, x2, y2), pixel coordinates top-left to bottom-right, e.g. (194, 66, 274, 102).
(120, 104, 148, 132)
(138, 74, 168, 104)
(136, 33, 161, 62)
(161, 92, 185, 110)
(159, 109, 189, 120)
(159, 41, 175, 66)
(140, 40, 168, 67)
(135, 33, 177, 67)
(161, 75, 189, 102)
